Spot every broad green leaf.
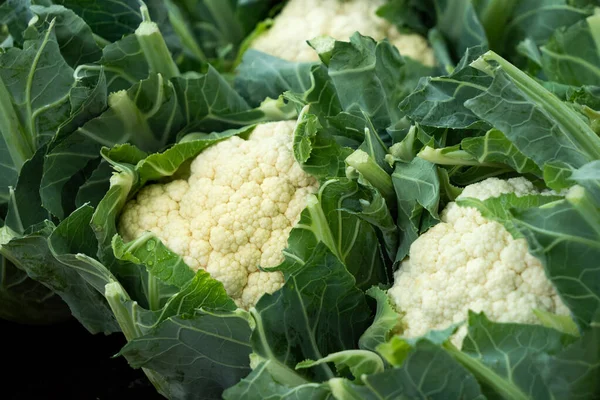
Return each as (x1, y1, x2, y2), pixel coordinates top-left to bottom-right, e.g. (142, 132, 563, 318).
(571, 160, 600, 204)
(512, 199, 600, 328)
(542, 13, 600, 86)
(76, 34, 149, 92)
(328, 338, 485, 400)
(251, 243, 372, 382)
(327, 33, 433, 133)
(285, 179, 390, 289)
(461, 129, 542, 176)
(29, 4, 102, 67)
(171, 66, 259, 134)
(5, 145, 49, 234)
(400, 46, 491, 130)
(112, 233, 195, 289)
(119, 309, 254, 399)
(0, 20, 74, 200)
(41, 73, 184, 219)
(432, 0, 488, 60)
(450, 312, 580, 400)
(223, 361, 332, 400)
(235, 49, 315, 107)
(1, 210, 119, 334)
(75, 160, 113, 208)
(466, 51, 600, 186)
(293, 107, 352, 179)
(392, 157, 440, 261)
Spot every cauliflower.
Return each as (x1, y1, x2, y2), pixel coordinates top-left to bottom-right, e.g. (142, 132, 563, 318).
(118, 121, 319, 309)
(388, 177, 570, 346)
(250, 0, 435, 65)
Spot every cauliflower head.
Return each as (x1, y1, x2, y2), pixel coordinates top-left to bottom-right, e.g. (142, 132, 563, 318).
(118, 121, 319, 309)
(388, 177, 570, 346)
(250, 0, 434, 65)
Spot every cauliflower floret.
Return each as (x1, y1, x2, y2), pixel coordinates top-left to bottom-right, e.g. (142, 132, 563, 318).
(118, 121, 319, 309)
(388, 177, 570, 347)
(250, 0, 435, 65)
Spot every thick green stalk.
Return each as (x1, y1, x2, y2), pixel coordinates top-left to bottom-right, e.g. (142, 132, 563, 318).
(105, 282, 142, 342)
(473, 51, 600, 160)
(108, 90, 161, 151)
(135, 21, 180, 79)
(105, 281, 169, 398)
(345, 149, 396, 207)
(418, 146, 503, 167)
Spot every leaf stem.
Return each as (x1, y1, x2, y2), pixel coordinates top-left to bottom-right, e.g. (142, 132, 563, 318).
(135, 22, 180, 79)
(345, 149, 396, 207)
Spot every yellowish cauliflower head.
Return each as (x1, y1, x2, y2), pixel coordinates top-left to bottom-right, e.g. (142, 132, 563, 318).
(250, 0, 435, 65)
(388, 177, 570, 347)
(119, 121, 319, 309)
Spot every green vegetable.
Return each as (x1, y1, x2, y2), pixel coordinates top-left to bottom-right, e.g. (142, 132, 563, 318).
(1, 1, 600, 399)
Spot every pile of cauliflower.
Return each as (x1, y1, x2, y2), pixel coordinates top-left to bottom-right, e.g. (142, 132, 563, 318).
(388, 177, 570, 346)
(250, 0, 435, 65)
(119, 121, 319, 309)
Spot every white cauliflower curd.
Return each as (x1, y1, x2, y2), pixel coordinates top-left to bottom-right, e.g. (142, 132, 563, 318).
(388, 177, 570, 346)
(250, 0, 435, 65)
(118, 121, 319, 309)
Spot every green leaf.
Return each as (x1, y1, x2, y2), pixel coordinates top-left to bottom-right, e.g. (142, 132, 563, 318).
(457, 192, 564, 238)
(327, 33, 433, 132)
(29, 4, 102, 67)
(251, 243, 372, 383)
(329, 338, 485, 400)
(461, 129, 542, 176)
(119, 309, 254, 399)
(359, 287, 400, 353)
(0, 0, 33, 46)
(449, 312, 580, 400)
(511, 199, 600, 328)
(77, 34, 149, 92)
(5, 145, 49, 234)
(234, 49, 315, 107)
(571, 160, 600, 204)
(41, 73, 184, 219)
(0, 19, 74, 180)
(75, 160, 113, 208)
(542, 13, 600, 86)
(467, 51, 600, 182)
(223, 361, 332, 400)
(293, 106, 352, 179)
(112, 233, 195, 289)
(296, 350, 384, 380)
(392, 157, 440, 261)
(1, 208, 120, 334)
(285, 179, 390, 289)
(400, 46, 491, 130)
(432, 0, 488, 60)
